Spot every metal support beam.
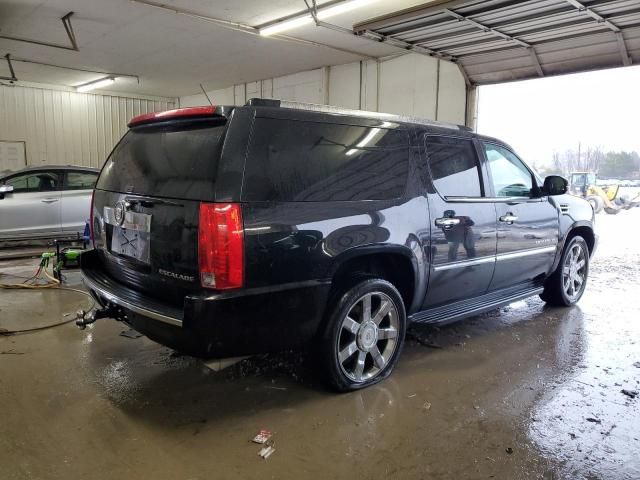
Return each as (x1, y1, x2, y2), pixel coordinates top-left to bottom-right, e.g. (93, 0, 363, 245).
(456, 61, 471, 86)
(359, 29, 456, 61)
(465, 84, 478, 131)
(61, 12, 79, 51)
(443, 8, 544, 76)
(443, 8, 531, 48)
(1, 54, 18, 82)
(563, 0, 631, 66)
(564, 0, 620, 31)
(0, 12, 79, 52)
(528, 48, 545, 77)
(8, 56, 139, 82)
(615, 32, 632, 66)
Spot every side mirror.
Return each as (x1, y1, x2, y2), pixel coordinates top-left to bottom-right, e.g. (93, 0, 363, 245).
(0, 184, 13, 199)
(542, 175, 568, 196)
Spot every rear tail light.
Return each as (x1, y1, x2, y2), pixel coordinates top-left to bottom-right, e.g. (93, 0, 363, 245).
(89, 189, 96, 248)
(198, 202, 244, 290)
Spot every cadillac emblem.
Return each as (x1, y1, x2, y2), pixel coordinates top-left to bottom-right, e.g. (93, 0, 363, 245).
(114, 201, 126, 225)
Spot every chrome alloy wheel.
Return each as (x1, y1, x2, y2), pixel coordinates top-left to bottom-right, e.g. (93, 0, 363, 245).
(337, 291, 400, 383)
(562, 243, 587, 301)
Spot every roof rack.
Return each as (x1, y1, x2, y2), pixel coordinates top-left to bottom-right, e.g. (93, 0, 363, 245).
(245, 98, 470, 131)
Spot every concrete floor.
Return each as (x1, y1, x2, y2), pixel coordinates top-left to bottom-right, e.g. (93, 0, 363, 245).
(1, 210, 639, 480)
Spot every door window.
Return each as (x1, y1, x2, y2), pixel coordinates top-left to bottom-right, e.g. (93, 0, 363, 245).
(425, 136, 482, 197)
(64, 171, 98, 190)
(484, 144, 532, 197)
(4, 171, 60, 193)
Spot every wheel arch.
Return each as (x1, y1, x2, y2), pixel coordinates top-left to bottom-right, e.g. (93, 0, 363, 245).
(552, 220, 596, 272)
(327, 245, 421, 316)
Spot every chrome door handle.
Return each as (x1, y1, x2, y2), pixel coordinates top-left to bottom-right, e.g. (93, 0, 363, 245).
(435, 217, 461, 228)
(499, 214, 518, 224)
(41, 198, 59, 203)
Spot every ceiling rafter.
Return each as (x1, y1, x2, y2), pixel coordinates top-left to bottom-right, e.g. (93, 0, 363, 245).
(563, 0, 631, 66)
(442, 8, 545, 77)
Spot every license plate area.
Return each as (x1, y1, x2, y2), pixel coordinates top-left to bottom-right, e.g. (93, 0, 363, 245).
(104, 206, 152, 264)
(110, 227, 150, 264)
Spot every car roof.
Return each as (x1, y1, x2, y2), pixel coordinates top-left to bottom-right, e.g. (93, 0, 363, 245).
(0, 165, 99, 179)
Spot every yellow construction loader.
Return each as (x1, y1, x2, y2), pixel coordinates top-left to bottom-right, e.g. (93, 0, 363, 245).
(568, 172, 640, 214)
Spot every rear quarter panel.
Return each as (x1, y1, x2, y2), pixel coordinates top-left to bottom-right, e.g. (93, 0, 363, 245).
(242, 197, 429, 305)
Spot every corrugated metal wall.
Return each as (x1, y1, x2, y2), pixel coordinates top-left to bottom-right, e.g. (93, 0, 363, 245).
(180, 54, 467, 125)
(0, 84, 175, 170)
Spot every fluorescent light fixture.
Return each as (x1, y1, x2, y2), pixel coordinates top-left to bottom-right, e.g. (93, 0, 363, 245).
(259, 15, 314, 36)
(76, 76, 116, 93)
(317, 0, 377, 19)
(260, 0, 378, 36)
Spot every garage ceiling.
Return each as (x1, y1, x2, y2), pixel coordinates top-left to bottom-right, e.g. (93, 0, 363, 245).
(0, 0, 431, 97)
(354, 0, 640, 84)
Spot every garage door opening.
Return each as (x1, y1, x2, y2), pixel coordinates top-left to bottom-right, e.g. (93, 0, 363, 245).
(477, 64, 640, 186)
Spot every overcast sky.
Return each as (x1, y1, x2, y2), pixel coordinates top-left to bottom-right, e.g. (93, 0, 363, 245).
(477, 65, 640, 166)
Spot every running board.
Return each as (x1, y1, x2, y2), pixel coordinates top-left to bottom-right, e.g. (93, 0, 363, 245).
(409, 285, 544, 325)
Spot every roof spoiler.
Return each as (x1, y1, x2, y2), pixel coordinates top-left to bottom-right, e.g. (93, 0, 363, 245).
(128, 105, 232, 128)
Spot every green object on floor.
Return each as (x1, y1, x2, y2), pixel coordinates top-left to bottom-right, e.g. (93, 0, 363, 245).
(62, 249, 82, 261)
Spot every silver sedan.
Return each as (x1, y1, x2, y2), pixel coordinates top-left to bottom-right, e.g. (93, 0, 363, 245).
(0, 165, 99, 241)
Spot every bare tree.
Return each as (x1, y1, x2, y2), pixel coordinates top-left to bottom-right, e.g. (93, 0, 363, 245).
(549, 146, 605, 176)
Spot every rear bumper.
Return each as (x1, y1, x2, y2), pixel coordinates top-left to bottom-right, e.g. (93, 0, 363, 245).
(80, 250, 331, 358)
(82, 262, 183, 327)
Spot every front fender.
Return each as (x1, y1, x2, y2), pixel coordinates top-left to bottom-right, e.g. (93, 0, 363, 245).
(551, 219, 595, 272)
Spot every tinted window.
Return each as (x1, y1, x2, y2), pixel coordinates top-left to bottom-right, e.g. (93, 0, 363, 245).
(244, 119, 409, 201)
(484, 143, 532, 197)
(5, 171, 60, 193)
(96, 120, 226, 200)
(65, 171, 98, 190)
(425, 136, 482, 197)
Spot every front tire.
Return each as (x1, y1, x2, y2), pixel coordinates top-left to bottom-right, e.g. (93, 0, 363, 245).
(540, 235, 589, 306)
(321, 278, 406, 392)
(586, 195, 603, 214)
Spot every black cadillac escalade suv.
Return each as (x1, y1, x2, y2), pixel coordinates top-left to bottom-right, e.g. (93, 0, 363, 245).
(81, 98, 596, 391)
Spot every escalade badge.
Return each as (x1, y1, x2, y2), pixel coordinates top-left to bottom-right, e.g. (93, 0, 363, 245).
(114, 201, 126, 225)
(158, 268, 195, 282)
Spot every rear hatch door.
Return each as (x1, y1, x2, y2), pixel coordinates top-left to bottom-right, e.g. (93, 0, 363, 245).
(92, 116, 227, 305)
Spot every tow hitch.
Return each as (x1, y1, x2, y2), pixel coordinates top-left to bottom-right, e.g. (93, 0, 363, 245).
(75, 304, 125, 329)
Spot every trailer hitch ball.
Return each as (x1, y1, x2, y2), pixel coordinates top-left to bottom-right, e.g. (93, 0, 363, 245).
(75, 304, 121, 329)
(75, 309, 97, 329)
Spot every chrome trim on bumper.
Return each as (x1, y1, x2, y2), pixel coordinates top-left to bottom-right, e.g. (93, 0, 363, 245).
(83, 275, 183, 327)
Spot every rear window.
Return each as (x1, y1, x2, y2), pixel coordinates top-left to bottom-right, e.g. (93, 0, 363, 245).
(64, 171, 98, 190)
(243, 118, 409, 201)
(96, 120, 226, 200)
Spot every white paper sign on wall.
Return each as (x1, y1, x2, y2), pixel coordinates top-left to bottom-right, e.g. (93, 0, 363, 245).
(0, 141, 27, 173)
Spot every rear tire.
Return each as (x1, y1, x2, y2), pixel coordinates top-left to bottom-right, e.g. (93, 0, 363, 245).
(540, 235, 589, 306)
(320, 278, 406, 392)
(586, 195, 603, 213)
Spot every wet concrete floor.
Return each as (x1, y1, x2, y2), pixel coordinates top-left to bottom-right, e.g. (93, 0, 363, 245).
(1, 210, 639, 479)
